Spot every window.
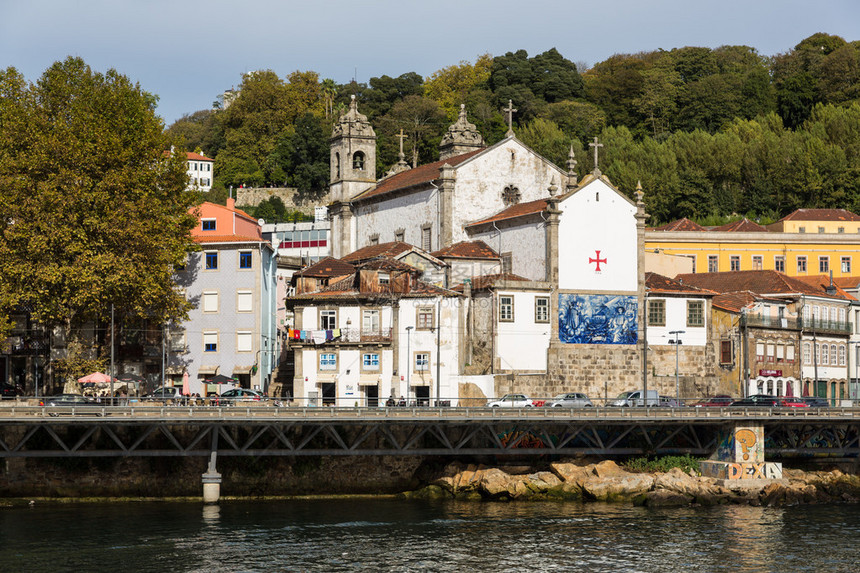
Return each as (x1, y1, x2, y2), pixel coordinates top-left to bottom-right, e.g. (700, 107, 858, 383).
(203, 332, 218, 352)
(320, 310, 337, 330)
(821, 343, 829, 365)
(421, 225, 431, 251)
(417, 307, 434, 330)
(352, 151, 365, 170)
(756, 342, 765, 362)
(414, 352, 429, 371)
(535, 297, 549, 323)
(839, 308, 846, 322)
(502, 185, 521, 206)
(839, 345, 846, 366)
(237, 290, 253, 313)
(648, 299, 665, 327)
(720, 340, 732, 364)
(829, 344, 837, 365)
(369, 234, 379, 246)
(774, 256, 785, 273)
(499, 296, 514, 322)
(799, 226, 806, 233)
(803, 342, 811, 364)
(839, 227, 845, 234)
(767, 343, 775, 363)
(394, 230, 404, 242)
(202, 219, 216, 231)
(730, 256, 740, 271)
(202, 291, 219, 313)
(319, 353, 337, 371)
(686, 300, 704, 327)
(819, 256, 830, 273)
(830, 307, 837, 322)
(786, 345, 795, 363)
(842, 257, 851, 273)
(818, 226, 825, 234)
(362, 309, 380, 332)
(169, 330, 186, 352)
(776, 344, 784, 362)
(752, 255, 763, 270)
(797, 256, 807, 273)
(205, 251, 218, 270)
(501, 252, 512, 273)
(708, 255, 718, 273)
(362, 353, 380, 371)
(239, 251, 252, 269)
(236, 331, 252, 353)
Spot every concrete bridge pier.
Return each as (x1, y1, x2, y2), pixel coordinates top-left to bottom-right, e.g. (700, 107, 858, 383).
(700, 422, 784, 486)
(202, 430, 221, 504)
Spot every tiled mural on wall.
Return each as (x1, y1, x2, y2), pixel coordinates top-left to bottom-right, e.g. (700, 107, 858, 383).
(558, 294, 638, 344)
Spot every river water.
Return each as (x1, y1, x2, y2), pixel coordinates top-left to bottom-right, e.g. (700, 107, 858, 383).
(1, 499, 858, 572)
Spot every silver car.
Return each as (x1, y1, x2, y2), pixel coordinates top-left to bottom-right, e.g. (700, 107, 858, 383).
(548, 392, 593, 408)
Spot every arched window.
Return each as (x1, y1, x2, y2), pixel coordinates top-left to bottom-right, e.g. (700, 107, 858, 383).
(353, 151, 365, 170)
(839, 345, 846, 366)
(821, 343, 829, 365)
(831, 344, 838, 365)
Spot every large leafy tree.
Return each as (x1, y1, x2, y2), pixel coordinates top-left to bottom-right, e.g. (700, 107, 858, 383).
(0, 57, 199, 378)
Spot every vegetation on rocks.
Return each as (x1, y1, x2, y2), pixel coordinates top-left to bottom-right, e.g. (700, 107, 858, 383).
(623, 454, 703, 475)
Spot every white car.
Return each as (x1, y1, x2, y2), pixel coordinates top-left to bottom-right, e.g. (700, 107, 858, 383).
(487, 394, 534, 408)
(547, 393, 593, 408)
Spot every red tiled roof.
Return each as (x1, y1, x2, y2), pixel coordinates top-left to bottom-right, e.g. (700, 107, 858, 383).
(793, 275, 857, 300)
(290, 275, 459, 299)
(186, 151, 213, 162)
(674, 270, 852, 300)
(352, 149, 484, 202)
(432, 240, 499, 259)
(465, 199, 548, 228)
(710, 218, 768, 232)
(452, 273, 530, 292)
(342, 241, 414, 263)
(833, 276, 860, 290)
(653, 218, 707, 232)
(295, 257, 355, 278)
(645, 272, 716, 296)
(777, 208, 860, 222)
(711, 291, 759, 313)
(358, 258, 418, 272)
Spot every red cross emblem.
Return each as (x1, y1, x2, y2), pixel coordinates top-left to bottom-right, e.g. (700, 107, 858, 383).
(589, 250, 607, 271)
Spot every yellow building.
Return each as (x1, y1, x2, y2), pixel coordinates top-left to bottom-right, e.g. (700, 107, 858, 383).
(646, 209, 860, 278)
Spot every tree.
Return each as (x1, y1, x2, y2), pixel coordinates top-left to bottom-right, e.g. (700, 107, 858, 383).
(516, 118, 572, 169)
(266, 112, 330, 200)
(378, 95, 446, 168)
(424, 55, 493, 120)
(0, 58, 199, 379)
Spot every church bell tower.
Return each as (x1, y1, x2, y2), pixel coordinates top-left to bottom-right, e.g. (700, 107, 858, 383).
(329, 95, 376, 257)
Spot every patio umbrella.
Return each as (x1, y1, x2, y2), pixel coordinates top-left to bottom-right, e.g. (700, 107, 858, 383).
(205, 374, 237, 385)
(182, 371, 191, 396)
(802, 383, 810, 397)
(78, 372, 112, 384)
(785, 382, 794, 397)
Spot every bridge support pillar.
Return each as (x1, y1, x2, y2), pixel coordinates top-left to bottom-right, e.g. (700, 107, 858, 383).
(700, 422, 785, 486)
(202, 451, 222, 503)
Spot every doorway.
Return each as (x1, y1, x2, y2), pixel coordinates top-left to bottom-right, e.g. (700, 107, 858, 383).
(364, 384, 379, 407)
(321, 382, 336, 406)
(415, 386, 429, 406)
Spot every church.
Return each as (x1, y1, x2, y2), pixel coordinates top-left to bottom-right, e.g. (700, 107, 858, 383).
(322, 97, 664, 401)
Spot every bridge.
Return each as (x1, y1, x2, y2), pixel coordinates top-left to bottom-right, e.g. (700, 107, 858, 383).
(1, 405, 858, 459)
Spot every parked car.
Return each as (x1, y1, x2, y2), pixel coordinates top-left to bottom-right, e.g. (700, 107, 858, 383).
(547, 393, 593, 408)
(487, 394, 534, 408)
(692, 395, 734, 407)
(731, 395, 809, 407)
(801, 397, 830, 408)
(610, 390, 659, 407)
(219, 388, 281, 406)
(1, 383, 23, 399)
(659, 395, 683, 407)
(39, 393, 103, 416)
(145, 386, 184, 402)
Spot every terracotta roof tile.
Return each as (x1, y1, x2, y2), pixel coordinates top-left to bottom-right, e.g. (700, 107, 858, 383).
(653, 218, 707, 232)
(358, 258, 418, 272)
(777, 208, 860, 222)
(645, 272, 716, 295)
(833, 276, 860, 290)
(674, 270, 852, 300)
(792, 275, 857, 300)
(295, 257, 355, 278)
(352, 149, 484, 202)
(342, 241, 414, 263)
(710, 218, 769, 232)
(711, 291, 759, 313)
(432, 240, 499, 259)
(465, 199, 548, 228)
(186, 151, 213, 161)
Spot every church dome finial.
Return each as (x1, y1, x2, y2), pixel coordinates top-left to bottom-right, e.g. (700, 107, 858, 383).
(439, 103, 485, 160)
(332, 94, 375, 138)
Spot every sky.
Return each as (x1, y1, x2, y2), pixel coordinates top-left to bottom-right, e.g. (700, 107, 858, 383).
(1, 0, 858, 126)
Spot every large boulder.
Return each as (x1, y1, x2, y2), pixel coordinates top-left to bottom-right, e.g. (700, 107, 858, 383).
(592, 460, 628, 478)
(551, 462, 593, 486)
(581, 473, 655, 502)
(479, 468, 518, 497)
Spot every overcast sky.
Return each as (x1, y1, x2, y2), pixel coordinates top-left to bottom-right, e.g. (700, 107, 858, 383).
(1, 0, 857, 125)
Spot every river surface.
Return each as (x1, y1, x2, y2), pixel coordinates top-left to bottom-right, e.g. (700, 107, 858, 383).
(1, 499, 859, 572)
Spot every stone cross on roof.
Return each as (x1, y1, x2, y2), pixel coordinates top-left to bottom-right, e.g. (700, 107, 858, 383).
(395, 129, 408, 161)
(589, 137, 604, 173)
(503, 100, 517, 137)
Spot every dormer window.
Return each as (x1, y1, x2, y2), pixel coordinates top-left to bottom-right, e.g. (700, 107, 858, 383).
(202, 219, 216, 231)
(353, 151, 365, 170)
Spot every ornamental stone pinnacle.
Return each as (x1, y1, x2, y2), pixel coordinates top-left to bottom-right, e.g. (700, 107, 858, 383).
(331, 94, 375, 138)
(567, 145, 578, 188)
(439, 104, 485, 160)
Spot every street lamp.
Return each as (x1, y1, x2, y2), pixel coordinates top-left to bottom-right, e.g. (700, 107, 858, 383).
(668, 330, 685, 404)
(405, 326, 413, 405)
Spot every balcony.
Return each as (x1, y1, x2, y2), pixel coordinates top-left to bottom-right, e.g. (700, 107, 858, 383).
(800, 318, 853, 336)
(289, 327, 393, 345)
(743, 315, 799, 330)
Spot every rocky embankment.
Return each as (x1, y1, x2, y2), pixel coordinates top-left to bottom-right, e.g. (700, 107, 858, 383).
(403, 461, 860, 507)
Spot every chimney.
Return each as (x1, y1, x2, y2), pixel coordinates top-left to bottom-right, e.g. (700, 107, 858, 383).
(826, 270, 837, 295)
(227, 196, 235, 211)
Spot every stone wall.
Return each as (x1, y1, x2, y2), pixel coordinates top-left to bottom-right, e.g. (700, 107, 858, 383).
(235, 187, 330, 214)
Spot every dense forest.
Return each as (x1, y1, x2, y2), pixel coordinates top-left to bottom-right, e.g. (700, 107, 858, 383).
(167, 33, 860, 225)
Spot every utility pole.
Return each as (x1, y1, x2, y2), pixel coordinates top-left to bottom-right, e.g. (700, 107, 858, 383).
(669, 330, 685, 404)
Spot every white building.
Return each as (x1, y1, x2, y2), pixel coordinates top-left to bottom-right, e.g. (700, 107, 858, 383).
(185, 151, 214, 192)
